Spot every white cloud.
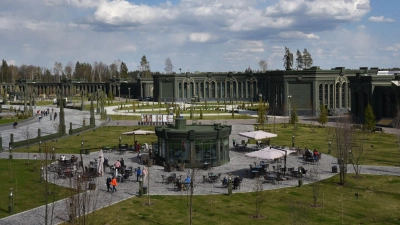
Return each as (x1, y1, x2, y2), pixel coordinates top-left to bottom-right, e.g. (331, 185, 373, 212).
(189, 33, 217, 43)
(357, 25, 367, 30)
(381, 44, 400, 52)
(368, 16, 395, 22)
(44, 0, 103, 8)
(265, 0, 370, 21)
(276, 31, 319, 40)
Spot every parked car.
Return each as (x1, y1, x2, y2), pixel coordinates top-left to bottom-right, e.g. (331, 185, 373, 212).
(144, 96, 153, 101)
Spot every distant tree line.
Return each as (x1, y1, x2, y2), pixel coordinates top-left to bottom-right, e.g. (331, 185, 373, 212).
(0, 55, 156, 83)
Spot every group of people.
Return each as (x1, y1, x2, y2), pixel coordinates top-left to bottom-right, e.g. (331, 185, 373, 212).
(106, 165, 148, 193)
(221, 176, 241, 189)
(37, 108, 57, 122)
(304, 148, 320, 161)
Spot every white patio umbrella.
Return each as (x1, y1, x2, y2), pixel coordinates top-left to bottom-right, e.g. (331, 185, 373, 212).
(122, 129, 155, 143)
(238, 130, 277, 140)
(97, 149, 104, 177)
(244, 148, 285, 160)
(245, 147, 295, 175)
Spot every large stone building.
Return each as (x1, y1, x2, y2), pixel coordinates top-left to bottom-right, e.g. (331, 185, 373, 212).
(153, 66, 357, 116)
(3, 66, 398, 121)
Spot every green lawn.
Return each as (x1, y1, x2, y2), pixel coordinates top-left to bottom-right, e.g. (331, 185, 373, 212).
(0, 159, 72, 218)
(14, 122, 400, 167)
(68, 175, 400, 225)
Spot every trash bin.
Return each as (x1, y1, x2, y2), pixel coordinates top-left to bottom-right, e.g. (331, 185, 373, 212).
(332, 166, 338, 173)
(85, 149, 90, 155)
(143, 186, 148, 194)
(147, 159, 153, 167)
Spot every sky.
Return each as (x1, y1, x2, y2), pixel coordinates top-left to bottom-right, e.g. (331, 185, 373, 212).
(1, 0, 399, 73)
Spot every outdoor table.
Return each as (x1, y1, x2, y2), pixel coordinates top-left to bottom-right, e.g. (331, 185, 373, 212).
(251, 170, 259, 178)
(104, 146, 111, 153)
(203, 162, 211, 170)
(208, 174, 218, 182)
(291, 171, 301, 177)
(119, 148, 127, 155)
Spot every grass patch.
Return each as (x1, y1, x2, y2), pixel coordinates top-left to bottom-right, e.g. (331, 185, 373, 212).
(71, 175, 400, 225)
(0, 159, 72, 218)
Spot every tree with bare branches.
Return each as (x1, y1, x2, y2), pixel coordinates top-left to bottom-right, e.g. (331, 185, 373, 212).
(252, 177, 267, 218)
(333, 115, 354, 185)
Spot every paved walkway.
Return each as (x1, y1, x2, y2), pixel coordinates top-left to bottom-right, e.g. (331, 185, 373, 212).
(0, 104, 399, 225)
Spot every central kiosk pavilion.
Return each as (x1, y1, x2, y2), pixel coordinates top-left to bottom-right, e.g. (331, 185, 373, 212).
(154, 117, 232, 168)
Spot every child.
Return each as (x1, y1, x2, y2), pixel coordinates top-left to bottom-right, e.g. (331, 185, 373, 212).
(110, 176, 118, 193)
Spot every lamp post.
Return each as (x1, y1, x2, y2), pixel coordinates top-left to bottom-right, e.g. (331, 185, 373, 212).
(288, 95, 292, 118)
(328, 141, 332, 154)
(128, 87, 131, 103)
(228, 173, 232, 196)
(119, 136, 122, 149)
(292, 134, 295, 148)
(81, 140, 84, 155)
(52, 147, 55, 160)
(9, 144, 12, 160)
(8, 188, 14, 214)
(39, 140, 42, 153)
(139, 175, 143, 197)
(40, 164, 44, 182)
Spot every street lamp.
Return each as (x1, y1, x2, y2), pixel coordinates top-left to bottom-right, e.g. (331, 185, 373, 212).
(288, 95, 292, 118)
(119, 136, 122, 148)
(139, 175, 143, 197)
(9, 188, 14, 214)
(40, 164, 44, 182)
(128, 87, 131, 103)
(292, 134, 295, 148)
(39, 140, 42, 153)
(328, 141, 332, 154)
(9, 144, 12, 160)
(228, 173, 232, 196)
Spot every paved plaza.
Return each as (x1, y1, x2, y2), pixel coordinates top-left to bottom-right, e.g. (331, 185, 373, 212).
(0, 104, 399, 225)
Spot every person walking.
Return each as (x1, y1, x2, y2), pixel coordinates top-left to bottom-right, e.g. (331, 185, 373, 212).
(54, 112, 57, 121)
(106, 177, 112, 192)
(110, 176, 118, 193)
(136, 167, 142, 182)
(142, 167, 147, 183)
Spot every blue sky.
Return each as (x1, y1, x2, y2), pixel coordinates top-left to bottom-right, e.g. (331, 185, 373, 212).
(0, 0, 399, 73)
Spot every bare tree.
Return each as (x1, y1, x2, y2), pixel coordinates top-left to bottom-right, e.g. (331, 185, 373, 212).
(309, 163, 321, 207)
(54, 62, 63, 78)
(64, 61, 74, 80)
(333, 115, 353, 185)
(21, 125, 34, 164)
(258, 60, 268, 72)
(252, 177, 267, 218)
(164, 57, 174, 74)
(392, 104, 400, 147)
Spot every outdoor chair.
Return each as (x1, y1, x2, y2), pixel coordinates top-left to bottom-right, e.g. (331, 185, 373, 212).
(161, 175, 167, 183)
(57, 170, 66, 179)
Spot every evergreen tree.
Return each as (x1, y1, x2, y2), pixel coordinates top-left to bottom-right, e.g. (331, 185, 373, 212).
(303, 48, 313, 69)
(295, 50, 303, 70)
(317, 105, 328, 126)
(140, 55, 151, 78)
(119, 62, 128, 79)
(257, 102, 267, 130)
(283, 47, 293, 70)
(364, 103, 376, 131)
(1, 59, 9, 83)
(290, 106, 299, 124)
